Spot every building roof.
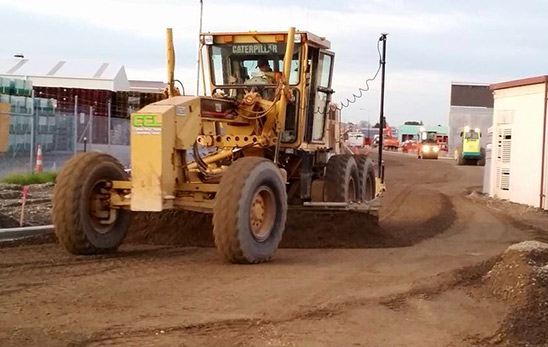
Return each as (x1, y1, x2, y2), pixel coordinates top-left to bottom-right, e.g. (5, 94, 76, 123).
(398, 124, 449, 134)
(129, 80, 167, 93)
(490, 75, 548, 91)
(450, 83, 493, 108)
(0, 58, 124, 79)
(451, 82, 490, 87)
(0, 58, 130, 91)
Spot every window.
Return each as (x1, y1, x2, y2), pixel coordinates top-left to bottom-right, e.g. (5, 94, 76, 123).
(311, 53, 334, 141)
(465, 130, 479, 140)
(209, 43, 301, 86)
(281, 90, 300, 143)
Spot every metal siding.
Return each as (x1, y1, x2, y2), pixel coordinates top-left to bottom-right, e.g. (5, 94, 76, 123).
(451, 84, 494, 107)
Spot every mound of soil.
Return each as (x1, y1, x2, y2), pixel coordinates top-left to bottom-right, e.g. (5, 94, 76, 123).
(125, 210, 390, 249)
(126, 210, 214, 246)
(124, 189, 456, 249)
(482, 241, 548, 346)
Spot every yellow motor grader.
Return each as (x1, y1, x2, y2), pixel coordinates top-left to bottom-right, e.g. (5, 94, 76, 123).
(52, 27, 385, 263)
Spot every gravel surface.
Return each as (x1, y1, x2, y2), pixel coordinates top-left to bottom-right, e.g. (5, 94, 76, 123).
(0, 183, 52, 228)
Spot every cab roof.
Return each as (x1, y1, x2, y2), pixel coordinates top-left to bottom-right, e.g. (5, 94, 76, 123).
(201, 30, 331, 50)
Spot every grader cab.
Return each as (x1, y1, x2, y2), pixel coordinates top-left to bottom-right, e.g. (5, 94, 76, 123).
(52, 27, 385, 263)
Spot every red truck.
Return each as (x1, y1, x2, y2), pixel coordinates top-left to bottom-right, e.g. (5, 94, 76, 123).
(382, 123, 399, 150)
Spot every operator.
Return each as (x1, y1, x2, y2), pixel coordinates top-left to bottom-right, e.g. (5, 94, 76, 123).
(257, 57, 281, 84)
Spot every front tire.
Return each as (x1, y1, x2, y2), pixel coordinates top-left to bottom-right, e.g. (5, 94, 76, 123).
(213, 157, 287, 264)
(52, 152, 130, 255)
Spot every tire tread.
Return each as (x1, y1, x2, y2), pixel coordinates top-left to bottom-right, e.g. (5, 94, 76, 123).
(53, 152, 126, 255)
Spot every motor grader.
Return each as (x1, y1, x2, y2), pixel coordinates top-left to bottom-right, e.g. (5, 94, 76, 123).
(52, 27, 385, 263)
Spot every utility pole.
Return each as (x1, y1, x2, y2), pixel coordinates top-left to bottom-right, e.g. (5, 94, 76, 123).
(368, 112, 371, 143)
(378, 33, 388, 181)
(73, 95, 78, 154)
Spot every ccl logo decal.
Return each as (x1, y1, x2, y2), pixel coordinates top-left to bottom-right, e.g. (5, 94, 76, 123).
(132, 115, 161, 127)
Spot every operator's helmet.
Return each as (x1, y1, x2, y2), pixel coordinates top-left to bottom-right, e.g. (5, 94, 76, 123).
(257, 57, 271, 71)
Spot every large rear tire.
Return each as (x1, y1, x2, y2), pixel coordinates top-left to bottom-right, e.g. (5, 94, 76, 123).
(213, 157, 287, 264)
(355, 155, 376, 202)
(52, 152, 130, 255)
(324, 155, 359, 202)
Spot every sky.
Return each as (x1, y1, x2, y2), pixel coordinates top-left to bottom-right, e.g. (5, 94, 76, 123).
(1, 0, 548, 125)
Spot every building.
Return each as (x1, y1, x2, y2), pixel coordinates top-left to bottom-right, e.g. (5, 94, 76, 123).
(397, 121, 449, 144)
(487, 75, 548, 210)
(448, 83, 493, 154)
(0, 58, 165, 150)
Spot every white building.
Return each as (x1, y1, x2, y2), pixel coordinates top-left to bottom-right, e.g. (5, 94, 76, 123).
(488, 76, 548, 210)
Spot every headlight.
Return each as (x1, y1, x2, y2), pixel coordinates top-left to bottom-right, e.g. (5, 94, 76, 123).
(423, 145, 430, 152)
(433, 146, 439, 153)
(203, 35, 214, 45)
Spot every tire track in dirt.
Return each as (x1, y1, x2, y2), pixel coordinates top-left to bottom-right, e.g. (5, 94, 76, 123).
(474, 199, 548, 243)
(75, 260, 494, 347)
(0, 246, 208, 312)
(379, 184, 416, 221)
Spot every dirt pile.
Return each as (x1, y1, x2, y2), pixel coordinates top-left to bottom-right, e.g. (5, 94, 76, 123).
(126, 210, 389, 248)
(0, 183, 52, 228)
(124, 191, 455, 249)
(483, 241, 548, 346)
(126, 210, 214, 246)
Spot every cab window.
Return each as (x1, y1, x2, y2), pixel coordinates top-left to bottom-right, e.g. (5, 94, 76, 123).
(210, 43, 301, 86)
(308, 51, 334, 142)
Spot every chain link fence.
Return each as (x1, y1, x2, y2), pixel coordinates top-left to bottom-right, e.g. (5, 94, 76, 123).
(0, 96, 130, 177)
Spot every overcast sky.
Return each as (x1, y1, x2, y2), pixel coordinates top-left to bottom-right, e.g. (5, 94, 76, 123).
(1, 0, 547, 125)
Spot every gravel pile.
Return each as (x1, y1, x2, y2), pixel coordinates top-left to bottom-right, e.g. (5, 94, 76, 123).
(484, 241, 548, 346)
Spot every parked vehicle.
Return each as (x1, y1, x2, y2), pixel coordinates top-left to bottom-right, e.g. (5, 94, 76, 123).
(346, 131, 366, 147)
(383, 123, 399, 150)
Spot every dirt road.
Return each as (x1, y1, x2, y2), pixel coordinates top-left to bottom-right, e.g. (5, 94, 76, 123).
(1, 153, 546, 346)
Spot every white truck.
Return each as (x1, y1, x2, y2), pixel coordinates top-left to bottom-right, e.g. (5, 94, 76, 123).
(346, 131, 366, 147)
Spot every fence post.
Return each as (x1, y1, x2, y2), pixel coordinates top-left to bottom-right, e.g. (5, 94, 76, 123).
(74, 95, 78, 154)
(29, 90, 35, 173)
(107, 100, 111, 150)
(89, 106, 93, 150)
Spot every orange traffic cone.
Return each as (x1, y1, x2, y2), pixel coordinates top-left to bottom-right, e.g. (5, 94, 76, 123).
(35, 145, 43, 173)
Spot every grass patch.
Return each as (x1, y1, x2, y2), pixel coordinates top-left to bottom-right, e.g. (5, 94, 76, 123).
(1, 171, 57, 185)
